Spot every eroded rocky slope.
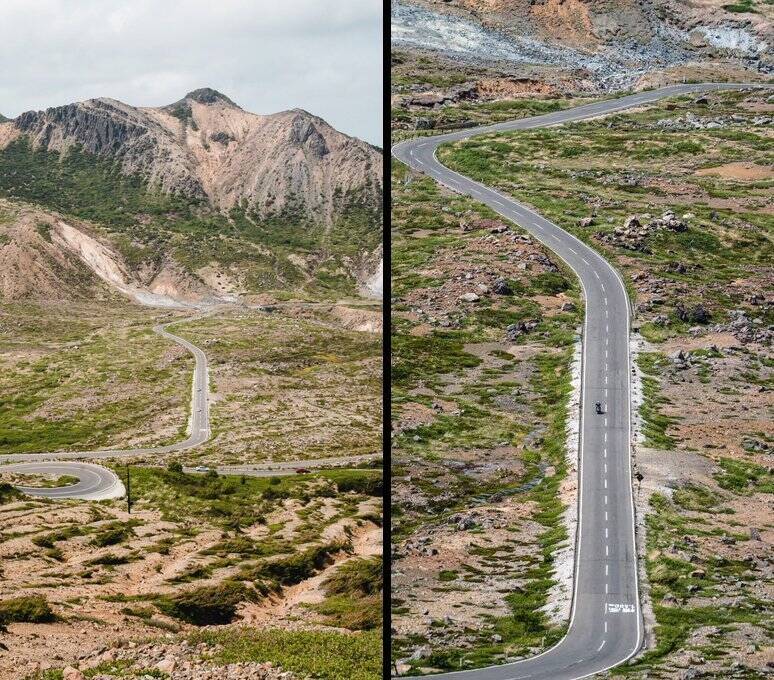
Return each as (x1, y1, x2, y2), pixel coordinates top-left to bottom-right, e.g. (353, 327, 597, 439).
(6, 88, 382, 223)
(0, 89, 383, 301)
(392, 0, 772, 94)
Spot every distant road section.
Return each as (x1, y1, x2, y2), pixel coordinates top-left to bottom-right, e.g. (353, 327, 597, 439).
(1, 317, 379, 500)
(392, 82, 772, 679)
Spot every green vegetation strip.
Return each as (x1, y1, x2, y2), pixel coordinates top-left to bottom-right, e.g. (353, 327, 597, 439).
(189, 628, 381, 680)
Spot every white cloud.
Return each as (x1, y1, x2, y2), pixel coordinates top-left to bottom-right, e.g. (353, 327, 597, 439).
(0, 0, 383, 144)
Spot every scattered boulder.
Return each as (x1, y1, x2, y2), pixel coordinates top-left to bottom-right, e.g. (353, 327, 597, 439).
(410, 645, 432, 661)
(506, 320, 538, 341)
(624, 215, 642, 230)
(676, 303, 711, 324)
(577, 217, 595, 228)
(671, 349, 691, 368)
(458, 292, 480, 303)
(492, 279, 513, 295)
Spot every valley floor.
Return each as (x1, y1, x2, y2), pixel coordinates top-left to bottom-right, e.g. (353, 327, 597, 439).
(0, 298, 383, 680)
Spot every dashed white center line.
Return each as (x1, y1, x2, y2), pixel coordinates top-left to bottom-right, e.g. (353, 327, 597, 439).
(605, 511, 608, 522)
(604, 432, 607, 443)
(582, 257, 589, 265)
(606, 324, 609, 333)
(604, 478, 607, 489)
(605, 527, 609, 538)
(604, 417, 608, 427)
(605, 582, 609, 593)
(604, 463, 608, 474)
(568, 247, 578, 255)
(605, 375, 608, 385)
(604, 495, 608, 505)
(604, 620, 608, 633)
(594, 271, 600, 279)
(493, 200, 504, 207)
(606, 545, 609, 556)
(604, 297, 608, 305)
(605, 309, 609, 319)
(416, 158, 425, 166)
(597, 640, 606, 652)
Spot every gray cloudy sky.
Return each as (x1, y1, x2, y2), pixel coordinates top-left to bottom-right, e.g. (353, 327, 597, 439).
(0, 0, 382, 144)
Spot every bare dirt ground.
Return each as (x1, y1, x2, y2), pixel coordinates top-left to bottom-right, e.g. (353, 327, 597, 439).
(0, 484, 381, 679)
(694, 162, 774, 181)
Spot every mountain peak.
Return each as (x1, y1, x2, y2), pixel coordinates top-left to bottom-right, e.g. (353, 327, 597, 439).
(182, 88, 238, 107)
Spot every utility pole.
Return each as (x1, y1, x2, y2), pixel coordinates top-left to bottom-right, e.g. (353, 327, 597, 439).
(125, 464, 131, 514)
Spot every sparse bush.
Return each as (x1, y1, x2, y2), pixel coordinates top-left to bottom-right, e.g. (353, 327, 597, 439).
(0, 482, 22, 505)
(244, 540, 351, 587)
(90, 522, 135, 547)
(0, 595, 56, 625)
(86, 552, 132, 566)
(155, 580, 258, 625)
(322, 557, 382, 597)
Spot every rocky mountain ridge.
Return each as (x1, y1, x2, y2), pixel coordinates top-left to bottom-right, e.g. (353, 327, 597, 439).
(0, 89, 383, 301)
(3, 88, 382, 224)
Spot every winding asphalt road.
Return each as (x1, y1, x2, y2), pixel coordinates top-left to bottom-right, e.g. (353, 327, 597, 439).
(392, 83, 771, 679)
(1, 317, 377, 500)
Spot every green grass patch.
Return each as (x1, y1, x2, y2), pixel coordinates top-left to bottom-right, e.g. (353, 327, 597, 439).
(0, 595, 56, 626)
(189, 628, 381, 680)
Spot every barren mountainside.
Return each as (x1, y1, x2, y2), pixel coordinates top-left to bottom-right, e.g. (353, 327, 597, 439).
(393, 0, 772, 91)
(0, 88, 383, 302)
(4, 88, 382, 222)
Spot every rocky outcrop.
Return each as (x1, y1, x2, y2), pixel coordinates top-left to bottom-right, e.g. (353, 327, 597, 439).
(597, 210, 689, 252)
(393, 0, 772, 91)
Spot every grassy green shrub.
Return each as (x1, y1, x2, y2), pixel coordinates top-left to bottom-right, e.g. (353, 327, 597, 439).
(0, 595, 56, 625)
(322, 470, 383, 496)
(90, 522, 135, 547)
(310, 594, 382, 630)
(189, 627, 381, 680)
(155, 580, 259, 626)
(323, 557, 383, 597)
(245, 541, 350, 587)
(715, 458, 773, 494)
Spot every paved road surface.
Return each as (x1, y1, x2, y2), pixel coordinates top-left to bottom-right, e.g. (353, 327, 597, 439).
(1, 318, 378, 500)
(0, 462, 125, 501)
(392, 82, 771, 679)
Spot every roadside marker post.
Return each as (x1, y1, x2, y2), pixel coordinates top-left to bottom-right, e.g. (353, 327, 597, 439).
(125, 464, 131, 514)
